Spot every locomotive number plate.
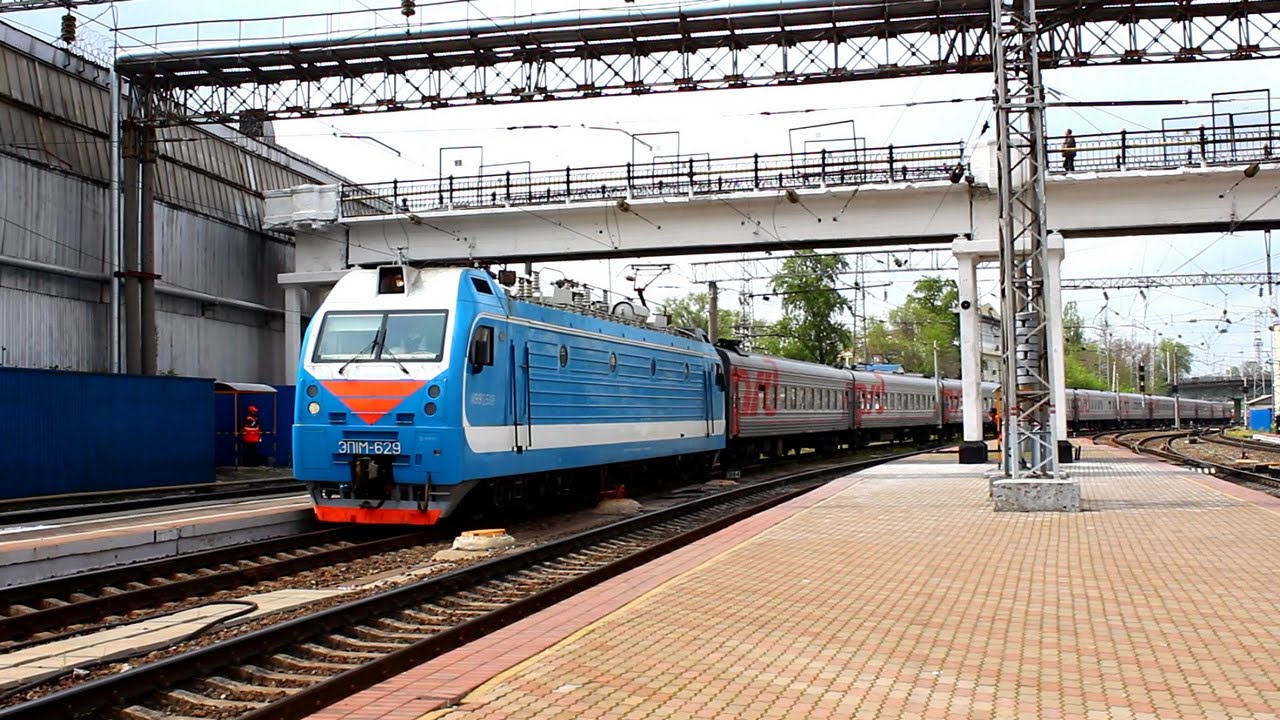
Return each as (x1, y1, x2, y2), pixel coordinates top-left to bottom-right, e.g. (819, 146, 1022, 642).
(337, 440, 402, 455)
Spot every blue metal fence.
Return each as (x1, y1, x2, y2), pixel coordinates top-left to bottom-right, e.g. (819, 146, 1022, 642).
(0, 368, 215, 499)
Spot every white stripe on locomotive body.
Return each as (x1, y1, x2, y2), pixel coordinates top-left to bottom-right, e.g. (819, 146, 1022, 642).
(462, 418, 727, 454)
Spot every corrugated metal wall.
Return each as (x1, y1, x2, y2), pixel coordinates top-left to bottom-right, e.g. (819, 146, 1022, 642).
(0, 367, 214, 498)
(0, 22, 342, 384)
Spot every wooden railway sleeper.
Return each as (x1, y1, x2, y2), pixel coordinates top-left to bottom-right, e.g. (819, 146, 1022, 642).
(349, 623, 436, 643)
(231, 664, 320, 688)
(156, 688, 267, 712)
(319, 633, 411, 653)
(394, 608, 455, 626)
(295, 643, 384, 663)
(416, 601, 486, 617)
(196, 675, 297, 701)
(265, 653, 359, 674)
(115, 705, 204, 720)
(375, 615, 453, 634)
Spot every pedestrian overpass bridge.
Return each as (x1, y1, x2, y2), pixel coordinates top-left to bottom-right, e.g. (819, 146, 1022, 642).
(268, 124, 1280, 279)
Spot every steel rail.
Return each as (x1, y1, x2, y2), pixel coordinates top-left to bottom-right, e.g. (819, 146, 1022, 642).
(0, 445, 942, 720)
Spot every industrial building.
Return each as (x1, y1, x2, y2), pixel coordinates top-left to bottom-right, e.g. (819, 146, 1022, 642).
(0, 22, 342, 383)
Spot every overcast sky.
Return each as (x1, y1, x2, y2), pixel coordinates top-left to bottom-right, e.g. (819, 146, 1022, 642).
(8, 0, 1280, 377)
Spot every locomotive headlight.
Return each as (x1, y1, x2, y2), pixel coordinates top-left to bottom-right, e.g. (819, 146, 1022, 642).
(306, 385, 318, 398)
(425, 402, 437, 416)
(307, 401, 321, 415)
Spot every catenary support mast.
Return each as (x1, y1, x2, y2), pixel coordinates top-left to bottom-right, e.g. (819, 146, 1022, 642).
(991, 0, 1061, 481)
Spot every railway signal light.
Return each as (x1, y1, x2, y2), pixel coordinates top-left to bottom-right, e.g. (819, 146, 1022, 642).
(1138, 363, 1146, 394)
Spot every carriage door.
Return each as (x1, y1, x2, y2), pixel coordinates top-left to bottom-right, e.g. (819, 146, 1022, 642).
(464, 321, 512, 448)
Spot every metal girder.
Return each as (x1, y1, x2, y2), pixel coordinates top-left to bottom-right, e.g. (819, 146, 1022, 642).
(1064, 273, 1280, 290)
(993, 0, 1058, 478)
(114, 0, 1280, 125)
(0, 0, 121, 11)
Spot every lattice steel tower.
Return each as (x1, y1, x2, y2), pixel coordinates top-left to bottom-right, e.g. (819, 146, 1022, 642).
(991, 0, 1059, 478)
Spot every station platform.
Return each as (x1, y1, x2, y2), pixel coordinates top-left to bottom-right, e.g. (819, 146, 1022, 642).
(0, 495, 313, 586)
(311, 441, 1280, 720)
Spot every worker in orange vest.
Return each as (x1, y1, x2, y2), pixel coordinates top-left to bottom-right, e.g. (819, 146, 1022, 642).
(242, 405, 262, 467)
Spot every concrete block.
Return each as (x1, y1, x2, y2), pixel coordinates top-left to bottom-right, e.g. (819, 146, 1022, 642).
(991, 479, 1081, 512)
(959, 441, 989, 464)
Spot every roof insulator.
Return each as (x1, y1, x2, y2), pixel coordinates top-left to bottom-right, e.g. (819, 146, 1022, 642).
(401, 0, 416, 18)
(59, 13, 76, 44)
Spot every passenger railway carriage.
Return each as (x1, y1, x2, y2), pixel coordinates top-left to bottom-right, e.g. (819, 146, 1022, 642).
(295, 266, 1234, 525)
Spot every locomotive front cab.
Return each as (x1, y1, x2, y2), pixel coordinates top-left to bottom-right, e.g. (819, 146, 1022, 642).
(294, 265, 482, 525)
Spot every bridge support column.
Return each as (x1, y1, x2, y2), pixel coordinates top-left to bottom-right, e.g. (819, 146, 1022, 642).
(284, 286, 306, 384)
(1044, 232, 1073, 463)
(954, 237, 989, 464)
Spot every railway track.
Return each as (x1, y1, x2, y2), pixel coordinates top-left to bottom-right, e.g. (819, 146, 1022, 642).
(0, 446, 939, 720)
(1112, 429, 1280, 493)
(0, 528, 434, 648)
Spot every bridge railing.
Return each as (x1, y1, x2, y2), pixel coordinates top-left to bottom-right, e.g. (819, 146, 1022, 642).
(339, 123, 1278, 218)
(339, 141, 966, 218)
(1048, 122, 1276, 174)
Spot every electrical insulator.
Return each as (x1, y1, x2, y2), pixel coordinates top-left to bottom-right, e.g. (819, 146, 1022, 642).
(59, 13, 76, 44)
(401, 0, 416, 18)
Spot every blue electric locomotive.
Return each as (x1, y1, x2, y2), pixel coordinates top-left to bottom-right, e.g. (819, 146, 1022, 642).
(293, 266, 726, 524)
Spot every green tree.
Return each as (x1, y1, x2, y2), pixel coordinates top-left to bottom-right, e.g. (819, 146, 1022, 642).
(885, 277, 960, 377)
(765, 251, 852, 365)
(662, 292, 742, 340)
(1064, 354, 1108, 390)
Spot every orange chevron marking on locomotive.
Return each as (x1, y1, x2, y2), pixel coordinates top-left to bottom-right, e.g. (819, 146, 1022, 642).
(320, 380, 426, 424)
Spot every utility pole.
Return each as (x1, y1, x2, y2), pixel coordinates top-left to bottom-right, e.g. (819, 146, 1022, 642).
(707, 281, 719, 342)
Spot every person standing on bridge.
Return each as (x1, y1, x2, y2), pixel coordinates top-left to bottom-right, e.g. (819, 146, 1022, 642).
(1062, 129, 1078, 172)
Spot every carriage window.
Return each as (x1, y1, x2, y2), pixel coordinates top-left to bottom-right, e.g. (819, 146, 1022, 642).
(758, 385, 766, 409)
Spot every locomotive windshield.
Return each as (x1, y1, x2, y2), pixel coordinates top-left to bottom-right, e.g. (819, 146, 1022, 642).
(313, 311, 448, 362)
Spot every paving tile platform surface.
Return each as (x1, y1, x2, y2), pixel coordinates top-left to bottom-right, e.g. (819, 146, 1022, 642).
(310, 444, 1280, 720)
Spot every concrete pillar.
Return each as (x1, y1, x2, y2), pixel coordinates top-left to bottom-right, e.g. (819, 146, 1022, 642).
(1044, 232, 1073, 463)
(953, 237, 989, 464)
(284, 286, 305, 384)
(139, 128, 158, 376)
(121, 125, 141, 375)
